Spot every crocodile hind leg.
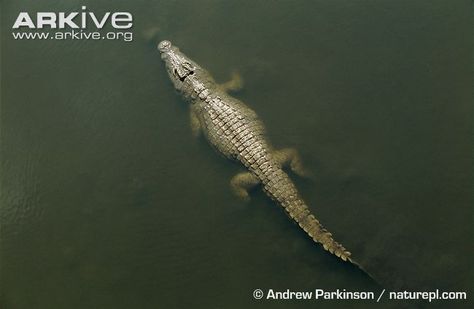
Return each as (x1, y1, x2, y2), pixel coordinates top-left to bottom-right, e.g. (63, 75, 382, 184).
(189, 106, 201, 137)
(230, 172, 260, 201)
(273, 148, 311, 177)
(220, 71, 243, 92)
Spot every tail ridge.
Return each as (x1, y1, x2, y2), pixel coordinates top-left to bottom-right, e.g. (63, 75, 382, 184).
(285, 199, 379, 284)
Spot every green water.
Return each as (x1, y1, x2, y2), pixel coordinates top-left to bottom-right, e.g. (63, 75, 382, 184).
(1, 0, 472, 308)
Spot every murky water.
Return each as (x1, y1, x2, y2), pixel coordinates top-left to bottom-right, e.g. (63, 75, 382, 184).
(1, 1, 472, 308)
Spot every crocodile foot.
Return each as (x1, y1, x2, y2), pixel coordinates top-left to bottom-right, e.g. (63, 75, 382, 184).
(230, 171, 259, 201)
(273, 148, 312, 178)
(220, 71, 243, 92)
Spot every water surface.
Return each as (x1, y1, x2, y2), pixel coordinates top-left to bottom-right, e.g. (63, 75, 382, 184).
(1, 0, 472, 308)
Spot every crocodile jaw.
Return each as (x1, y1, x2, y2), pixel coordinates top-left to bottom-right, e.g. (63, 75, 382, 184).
(158, 40, 198, 94)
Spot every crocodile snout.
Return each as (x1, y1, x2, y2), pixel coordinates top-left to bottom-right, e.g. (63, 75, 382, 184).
(158, 40, 172, 52)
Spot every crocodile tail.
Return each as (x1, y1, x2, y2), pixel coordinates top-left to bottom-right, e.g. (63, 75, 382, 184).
(286, 198, 380, 283)
(261, 168, 380, 282)
(261, 168, 352, 261)
(284, 199, 352, 261)
(347, 257, 380, 284)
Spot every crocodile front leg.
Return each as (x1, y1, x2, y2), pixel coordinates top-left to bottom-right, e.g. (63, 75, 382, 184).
(189, 106, 201, 137)
(230, 172, 260, 201)
(220, 71, 243, 92)
(273, 148, 311, 178)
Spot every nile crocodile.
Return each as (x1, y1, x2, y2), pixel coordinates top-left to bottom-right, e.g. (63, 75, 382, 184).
(158, 40, 364, 270)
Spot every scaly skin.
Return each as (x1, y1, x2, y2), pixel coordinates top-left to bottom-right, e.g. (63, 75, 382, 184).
(158, 40, 353, 263)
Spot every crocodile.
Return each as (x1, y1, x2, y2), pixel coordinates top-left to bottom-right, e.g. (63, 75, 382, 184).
(157, 40, 362, 269)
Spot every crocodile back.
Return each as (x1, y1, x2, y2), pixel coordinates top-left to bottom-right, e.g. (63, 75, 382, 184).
(196, 94, 269, 161)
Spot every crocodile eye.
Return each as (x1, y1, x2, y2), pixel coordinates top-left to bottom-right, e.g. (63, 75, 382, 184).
(174, 62, 195, 82)
(182, 61, 195, 71)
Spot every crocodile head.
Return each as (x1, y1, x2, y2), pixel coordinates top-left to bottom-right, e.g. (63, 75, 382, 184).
(158, 40, 200, 94)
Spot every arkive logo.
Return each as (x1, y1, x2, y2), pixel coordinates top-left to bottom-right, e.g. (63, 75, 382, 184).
(13, 6, 132, 29)
(11, 6, 134, 42)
